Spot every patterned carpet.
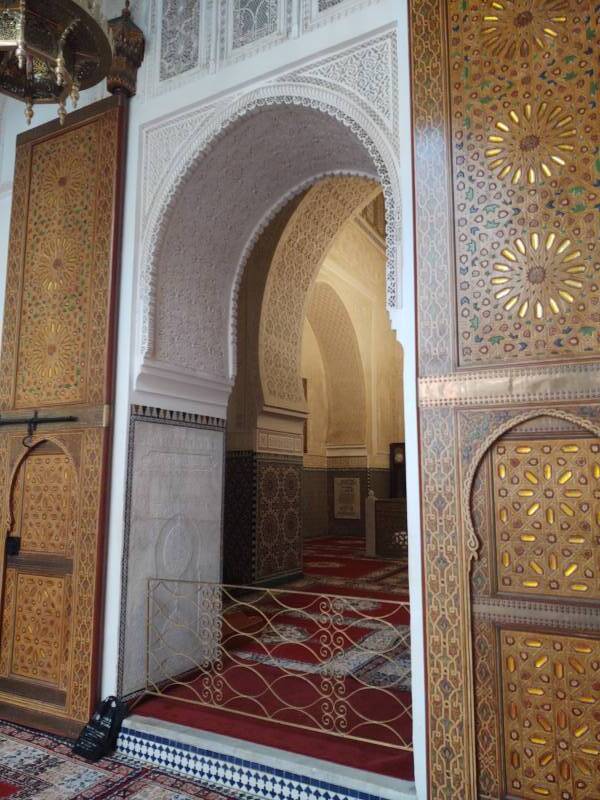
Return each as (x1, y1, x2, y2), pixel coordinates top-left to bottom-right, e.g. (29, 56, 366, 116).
(226, 536, 411, 690)
(0, 721, 248, 800)
(135, 535, 413, 780)
(293, 535, 409, 597)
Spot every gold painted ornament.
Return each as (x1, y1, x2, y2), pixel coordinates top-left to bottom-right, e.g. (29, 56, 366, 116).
(486, 102, 576, 186)
(482, 0, 568, 58)
(491, 231, 586, 319)
(493, 438, 600, 598)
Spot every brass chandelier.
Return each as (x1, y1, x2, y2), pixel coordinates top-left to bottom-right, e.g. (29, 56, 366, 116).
(0, 0, 113, 124)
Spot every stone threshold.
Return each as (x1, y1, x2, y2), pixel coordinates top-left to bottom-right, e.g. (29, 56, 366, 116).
(117, 714, 417, 800)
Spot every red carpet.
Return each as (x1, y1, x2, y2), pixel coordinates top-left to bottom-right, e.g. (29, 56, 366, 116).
(136, 535, 413, 781)
(303, 536, 405, 579)
(294, 536, 409, 597)
(136, 694, 414, 780)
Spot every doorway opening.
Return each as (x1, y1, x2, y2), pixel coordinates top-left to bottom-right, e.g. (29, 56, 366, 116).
(135, 174, 413, 782)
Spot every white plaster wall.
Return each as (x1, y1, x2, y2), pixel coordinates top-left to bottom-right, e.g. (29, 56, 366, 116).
(120, 421, 224, 696)
(392, 6, 427, 798)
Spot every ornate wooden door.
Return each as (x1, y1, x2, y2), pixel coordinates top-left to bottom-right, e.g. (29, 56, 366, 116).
(0, 96, 127, 736)
(410, 0, 599, 797)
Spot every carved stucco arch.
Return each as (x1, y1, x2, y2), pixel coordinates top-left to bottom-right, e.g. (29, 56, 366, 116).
(137, 78, 401, 412)
(259, 176, 377, 411)
(306, 282, 367, 446)
(463, 409, 600, 562)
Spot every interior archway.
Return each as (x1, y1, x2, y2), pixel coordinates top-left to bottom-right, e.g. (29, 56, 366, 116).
(223, 175, 403, 584)
(258, 176, 377, 411)
(136, 106, 383, 416)
(126, 103, 414, 784)
(223, 174, 406, 579)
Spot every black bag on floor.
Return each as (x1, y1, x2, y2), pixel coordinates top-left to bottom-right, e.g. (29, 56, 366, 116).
(72, 695, 128, 762)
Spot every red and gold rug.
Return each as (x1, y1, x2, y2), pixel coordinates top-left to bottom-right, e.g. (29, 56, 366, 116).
(298, 536, 409, 596)
(0, 721, 245, 799)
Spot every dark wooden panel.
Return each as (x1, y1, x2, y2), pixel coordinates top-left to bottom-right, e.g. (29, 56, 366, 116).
(0, 677, 66, 706)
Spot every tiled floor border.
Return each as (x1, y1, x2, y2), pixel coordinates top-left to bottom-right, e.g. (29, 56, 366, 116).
(117, 721, 415, 800)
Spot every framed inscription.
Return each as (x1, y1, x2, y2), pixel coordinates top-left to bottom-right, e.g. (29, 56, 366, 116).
(333, 477, 361, 519)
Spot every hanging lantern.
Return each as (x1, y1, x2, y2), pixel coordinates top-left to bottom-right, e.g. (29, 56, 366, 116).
(0, 0, 112, 124)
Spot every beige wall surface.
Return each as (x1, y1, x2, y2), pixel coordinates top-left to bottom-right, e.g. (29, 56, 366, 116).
(301, 204, 404, 469)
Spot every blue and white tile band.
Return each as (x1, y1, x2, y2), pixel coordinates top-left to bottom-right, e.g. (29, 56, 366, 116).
(117, 715, 416, 800)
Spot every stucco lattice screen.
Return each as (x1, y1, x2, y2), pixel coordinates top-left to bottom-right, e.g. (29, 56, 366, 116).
(232, 0, 279, 48)
(160, 0, 201, 81)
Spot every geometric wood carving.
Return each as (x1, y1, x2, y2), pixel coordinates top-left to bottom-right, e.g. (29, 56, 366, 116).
(411, 0, 600, 793)
(501, 627, 600, 800)
(0, 102, 124, 411)
(449, 0, 599, 367)
(474, 618, 502, 798)
(10, 573, 68, 685)
(14, 452, 76, 555)
(0, 429, 105, 729)
(0, 96, 126, 736)
(492, 437, 600, 599)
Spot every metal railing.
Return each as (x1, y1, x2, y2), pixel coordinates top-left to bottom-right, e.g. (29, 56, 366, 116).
(146, 580, 412, 751)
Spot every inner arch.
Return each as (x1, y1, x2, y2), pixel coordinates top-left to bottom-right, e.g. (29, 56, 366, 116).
(145, 105, 380, 408)
(306, 281, 367, 447)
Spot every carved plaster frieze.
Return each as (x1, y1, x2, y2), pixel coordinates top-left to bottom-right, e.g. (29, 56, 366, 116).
(283, 31, 398, 139)
(256, 428, 303, 455)
(136, 28, 402, 416)
(143, 0, 389, 99)
(141, 106, 218, 220)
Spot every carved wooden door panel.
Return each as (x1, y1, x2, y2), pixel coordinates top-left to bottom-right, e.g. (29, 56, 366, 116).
(410, 0, 600, 797)
(0, 96, 126, 736)
(0, 442, 78, 709)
